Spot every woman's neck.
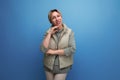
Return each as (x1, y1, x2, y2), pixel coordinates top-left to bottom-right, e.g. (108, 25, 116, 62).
(58, 24, 63, 30)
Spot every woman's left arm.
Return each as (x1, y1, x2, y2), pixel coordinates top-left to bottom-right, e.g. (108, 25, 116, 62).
(63, 32, 76, 56)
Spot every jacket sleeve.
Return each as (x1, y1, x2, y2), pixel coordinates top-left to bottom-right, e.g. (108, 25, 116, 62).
(40, 33, 49, 53)
(40, 44, 49, 53)
(64, 31, 76, 56)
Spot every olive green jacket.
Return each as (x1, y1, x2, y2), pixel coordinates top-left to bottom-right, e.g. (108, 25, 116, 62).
(41, 24, 76, 70)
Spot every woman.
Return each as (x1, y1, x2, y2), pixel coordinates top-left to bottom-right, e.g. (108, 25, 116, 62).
(40, 9, 76, 80)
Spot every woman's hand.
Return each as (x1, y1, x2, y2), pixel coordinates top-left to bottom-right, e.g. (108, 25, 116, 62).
(48, 26, 58, 35)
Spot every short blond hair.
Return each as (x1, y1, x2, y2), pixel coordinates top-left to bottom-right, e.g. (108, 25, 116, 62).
(48, 9, 62, 23)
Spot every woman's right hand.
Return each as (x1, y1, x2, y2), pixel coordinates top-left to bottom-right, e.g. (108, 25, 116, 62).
(48, 26, 58, 35)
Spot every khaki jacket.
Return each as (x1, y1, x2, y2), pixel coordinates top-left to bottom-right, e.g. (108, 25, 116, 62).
(43, 24, 74, 70)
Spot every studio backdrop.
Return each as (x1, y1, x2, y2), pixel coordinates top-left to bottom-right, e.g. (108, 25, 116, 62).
(0, 0, 120, 80)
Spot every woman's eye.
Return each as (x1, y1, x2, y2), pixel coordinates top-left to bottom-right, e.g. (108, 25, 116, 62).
(57, 15, 60, 17)
(52, 17, 55, 20)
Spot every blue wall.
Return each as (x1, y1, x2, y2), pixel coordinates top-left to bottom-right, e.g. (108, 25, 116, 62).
(0, 0, 120, 80)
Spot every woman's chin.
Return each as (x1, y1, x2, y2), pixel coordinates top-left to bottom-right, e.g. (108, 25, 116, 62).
(56, 23, 62, 27)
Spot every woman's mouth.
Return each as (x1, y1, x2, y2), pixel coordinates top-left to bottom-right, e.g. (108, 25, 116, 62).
(56, 21, 61, 25)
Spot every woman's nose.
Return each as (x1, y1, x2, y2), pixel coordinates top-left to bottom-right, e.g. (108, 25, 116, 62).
(56, 17, 59, 21)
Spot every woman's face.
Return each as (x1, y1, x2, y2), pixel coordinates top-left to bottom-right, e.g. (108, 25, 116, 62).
(50, 11, 62, 27)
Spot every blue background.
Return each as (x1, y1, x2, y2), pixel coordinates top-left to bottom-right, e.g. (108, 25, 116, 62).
(0, 0, 120, 80)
